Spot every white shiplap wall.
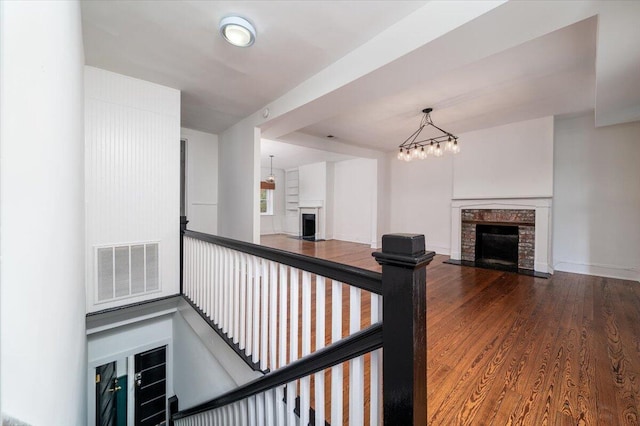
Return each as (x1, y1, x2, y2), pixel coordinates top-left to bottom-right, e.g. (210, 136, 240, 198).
(85, 66, 180, 312)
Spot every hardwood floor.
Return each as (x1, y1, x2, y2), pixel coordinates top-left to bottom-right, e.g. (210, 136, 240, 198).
(260, 234, 640, 425)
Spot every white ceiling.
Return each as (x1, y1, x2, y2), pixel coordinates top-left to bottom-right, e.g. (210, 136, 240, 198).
(81, 1, 640, 167)
(300, 17, 597, 151)
(81, 0, 425, 135)
(261, 139, 354, 170)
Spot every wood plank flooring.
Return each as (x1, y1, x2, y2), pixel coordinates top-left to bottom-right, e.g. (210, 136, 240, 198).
(261, 234, 640, 425)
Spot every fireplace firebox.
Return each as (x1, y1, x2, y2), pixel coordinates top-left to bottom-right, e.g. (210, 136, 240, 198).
(475, 224, 519, 269)
(302, 213, 316, 241)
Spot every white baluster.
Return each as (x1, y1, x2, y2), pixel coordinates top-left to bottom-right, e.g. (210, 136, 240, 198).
(236, 251, 243, 344)
(371, 294, 382, 425)
(214, 408, 224, 426)
(256, 392, 265, 426)
(186, 238, 192, 300)
(275, 385, 285, 426)
(265, 387, 274, 425)
(279, 264, 288, 369)
(302, 271, 311, 358)
(300, 375, 310, 426)
(226, 405, 233, 425)
(215, 245, 221, 326)
(202, 243, 208, 316)
(188, 238, 193, 299)
(269, 261, 278, 371)
(286, 380, 297, 425)
(197, 240, 202, 309)
(245, 255, 254, 358)
(252, 256, 261, 364)
(331, 281, 343, 426)
(248, 394, 257, 426)
(239, 253, 247, 350)
(227, 250, 240, 344)
(222, 248, 229, 333)
(301, 270, 312, 424)
(289, 268, 299, 364)
(197, 240, 201, 305)
(349, 287, 364, 425)
(183, 238, 189, 298)
(207, 244, 213, 319)
(315, 276, 326, 426)
(260, 260, 269, 371)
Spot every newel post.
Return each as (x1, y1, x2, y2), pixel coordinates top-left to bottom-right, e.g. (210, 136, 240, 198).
(179, 215, 188, 295)
(373, 234, 434, 425)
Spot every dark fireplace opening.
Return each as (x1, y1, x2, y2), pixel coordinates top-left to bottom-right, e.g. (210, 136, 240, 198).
(475, 224, 519, 269)
(302, 214, 316, 241)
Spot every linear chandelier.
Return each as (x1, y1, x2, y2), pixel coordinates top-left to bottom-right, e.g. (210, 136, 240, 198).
(397, 108, 459, 161)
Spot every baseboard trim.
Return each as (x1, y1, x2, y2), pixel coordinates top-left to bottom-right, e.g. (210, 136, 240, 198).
(553, 261, 640, 282)
(426, 245, 451, 256)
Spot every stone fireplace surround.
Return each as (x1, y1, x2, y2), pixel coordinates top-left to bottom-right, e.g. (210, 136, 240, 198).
(451, 198, 553, 274)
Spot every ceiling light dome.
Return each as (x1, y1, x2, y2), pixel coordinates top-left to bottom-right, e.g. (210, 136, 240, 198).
(219, 16, 256, 47)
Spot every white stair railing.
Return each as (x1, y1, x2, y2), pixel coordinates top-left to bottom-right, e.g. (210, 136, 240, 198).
(182, 233, 383, 374)
(177, 230, 431, 426)
(173, 323, 383, 426)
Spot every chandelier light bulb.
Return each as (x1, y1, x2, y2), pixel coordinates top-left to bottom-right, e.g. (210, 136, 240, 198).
(427, 142, 435, 155)
(445, 136, 453, 152)
(435, 143, 443, 157)
(405, 149, 413, 162)
(411, 146, 420, 159)
(419, 146, 427, 160)
(452, 139, 460, 154)
(397, 148, 405, 160)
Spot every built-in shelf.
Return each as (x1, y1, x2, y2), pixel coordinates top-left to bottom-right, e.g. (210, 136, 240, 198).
(285, 169, 299, 224)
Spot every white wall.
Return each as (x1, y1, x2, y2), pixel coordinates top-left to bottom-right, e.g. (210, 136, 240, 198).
(453, 116, 554, 199)
(172, 312, 237, 407)
(553, 113, 640, 281)
(298, 162, 328, 239)
(259, 168, 285, 235)
(218, 123, 261, 243)
(389, 154, 455, 254)
(333, 158, 378, 246)
(182, 128, 218, 235)
(299, 162, 327, 203)
(85, 67, 181, 312)
(0, 1, 87, 424)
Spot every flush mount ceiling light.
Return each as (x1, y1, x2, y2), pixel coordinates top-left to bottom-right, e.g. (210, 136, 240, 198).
(397, 108, 460, 162)
(219, 16, 256, 47)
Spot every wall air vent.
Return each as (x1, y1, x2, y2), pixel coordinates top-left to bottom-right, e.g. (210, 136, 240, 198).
(96, 242, 160, 302)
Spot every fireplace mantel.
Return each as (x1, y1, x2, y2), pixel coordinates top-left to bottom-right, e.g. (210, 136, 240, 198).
(450, 197, 553, 273)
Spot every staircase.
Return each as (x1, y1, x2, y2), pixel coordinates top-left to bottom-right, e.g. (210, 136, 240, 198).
(171, 226, 434, 425)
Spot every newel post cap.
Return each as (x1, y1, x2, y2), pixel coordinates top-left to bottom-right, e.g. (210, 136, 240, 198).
(372, 233, 435, 269)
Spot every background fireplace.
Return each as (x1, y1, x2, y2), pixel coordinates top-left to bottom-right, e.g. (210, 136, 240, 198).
(302, 213, 316, 241)
(461, 209, 535, 271)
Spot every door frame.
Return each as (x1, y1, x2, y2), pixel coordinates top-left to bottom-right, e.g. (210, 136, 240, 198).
(87, 338, 173, 425)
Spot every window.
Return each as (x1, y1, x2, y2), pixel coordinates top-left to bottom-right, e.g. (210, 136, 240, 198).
(260, 188, 274, 215)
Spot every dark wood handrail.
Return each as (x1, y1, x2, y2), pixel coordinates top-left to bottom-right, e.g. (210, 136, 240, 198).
(183, 230, 383, 295)
(172, 322, 383, 420)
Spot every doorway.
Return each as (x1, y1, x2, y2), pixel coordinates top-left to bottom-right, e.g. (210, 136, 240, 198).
(94, 345, 167, 426)
(134, 346, 168, 425)
(95, 360, 127, 426)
